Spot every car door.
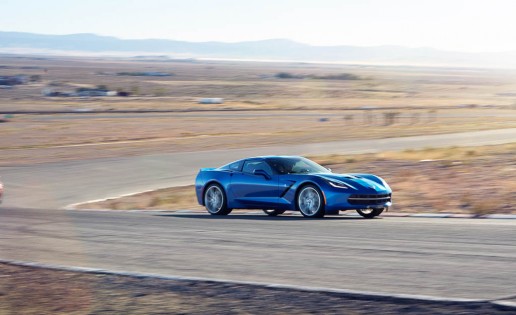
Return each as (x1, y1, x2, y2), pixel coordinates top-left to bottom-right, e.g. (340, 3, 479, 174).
(229, 159, 279, 208)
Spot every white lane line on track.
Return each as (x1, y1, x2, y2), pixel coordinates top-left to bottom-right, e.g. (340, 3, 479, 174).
(63, 186, 190, 210)
(0, 258, 501, 305)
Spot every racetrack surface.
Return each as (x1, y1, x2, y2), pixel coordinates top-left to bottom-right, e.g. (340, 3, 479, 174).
(1, 207, 515, 300)
(1, 128, 515, 209)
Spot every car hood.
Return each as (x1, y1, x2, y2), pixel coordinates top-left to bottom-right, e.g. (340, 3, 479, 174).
(316, 173, 387, 192)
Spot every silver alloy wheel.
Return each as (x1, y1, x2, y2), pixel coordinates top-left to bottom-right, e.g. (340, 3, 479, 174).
(356, 207, 383, 218)
(360, 208, 375, 215)
(298, 187, 321, 216)
(205, 185, 224, 214)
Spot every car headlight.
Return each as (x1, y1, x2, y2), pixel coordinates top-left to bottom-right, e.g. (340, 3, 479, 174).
(328, 180, 352, 189)
(379, 178, 391, 190)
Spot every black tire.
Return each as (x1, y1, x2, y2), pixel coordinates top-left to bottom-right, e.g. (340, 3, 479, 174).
(296, 184, 325, 218)
(356, 208, 384, 219)
(204, 184, 232, 215)
(262, 209, 286, 216)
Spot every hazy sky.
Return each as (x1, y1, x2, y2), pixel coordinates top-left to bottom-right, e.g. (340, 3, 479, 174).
(1, 0, 516, 52)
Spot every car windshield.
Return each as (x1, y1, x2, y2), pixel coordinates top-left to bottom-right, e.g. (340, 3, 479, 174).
(266, 157, 330, 175)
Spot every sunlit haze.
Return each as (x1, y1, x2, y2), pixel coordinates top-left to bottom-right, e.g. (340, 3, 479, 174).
(1, 0, 516, 53)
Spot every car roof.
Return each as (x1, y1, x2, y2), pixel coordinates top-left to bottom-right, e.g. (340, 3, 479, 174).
(222, 156, 304, 166)
(219, 156, 308, 169)
(233, 156, 304, 162)
(256, 155, 303, 159)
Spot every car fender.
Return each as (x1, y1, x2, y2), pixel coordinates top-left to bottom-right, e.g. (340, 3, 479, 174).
(202, 171, 234, 203)
(196, 169, 232, 205)
(292, 179, 327, 206)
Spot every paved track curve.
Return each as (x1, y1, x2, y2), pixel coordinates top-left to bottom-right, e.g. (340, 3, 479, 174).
(1, 208, 515, 300)
(1, 128, 515, 209)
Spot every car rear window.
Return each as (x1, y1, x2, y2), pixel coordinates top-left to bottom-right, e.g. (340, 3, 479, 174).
(220, 160, 242, 171)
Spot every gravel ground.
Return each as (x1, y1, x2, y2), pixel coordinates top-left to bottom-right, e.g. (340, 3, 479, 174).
(0, 263, 513, 315)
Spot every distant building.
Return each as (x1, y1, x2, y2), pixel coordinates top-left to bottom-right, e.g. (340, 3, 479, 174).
(116, 71, 172, 77)
(0, 75, 27, 86)
(42, 87, 117, 97)
(142, 72, 171, 77)
(117, 91, 131, 97)
(42, 88, 74, 97)
(77, 89, 109, 97)
(199, 98, 224, 104)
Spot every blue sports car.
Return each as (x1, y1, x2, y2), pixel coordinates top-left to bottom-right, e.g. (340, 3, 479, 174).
(195, 156, 392, 218)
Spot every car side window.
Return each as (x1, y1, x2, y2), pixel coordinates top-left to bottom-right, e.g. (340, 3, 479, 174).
(228, 161, 242, 171)
(242, 160, 272, 175)
(266, 158, 290, 174)
(291, 160, 309, 173)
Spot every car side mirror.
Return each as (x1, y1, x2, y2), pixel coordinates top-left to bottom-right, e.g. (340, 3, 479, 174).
(253, 169, 271, 180)
(327, 168, 332, 172)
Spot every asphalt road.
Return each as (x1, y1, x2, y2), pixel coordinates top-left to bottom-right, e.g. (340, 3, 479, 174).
(1, 128, 516, 209)
(1, 207, 515, 300)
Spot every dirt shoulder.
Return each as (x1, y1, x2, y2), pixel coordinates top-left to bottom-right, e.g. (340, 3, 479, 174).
(77, 144, 516, 215)
(1, 262, 512, 315)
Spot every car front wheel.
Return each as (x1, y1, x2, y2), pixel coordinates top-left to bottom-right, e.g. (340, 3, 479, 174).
(297, 185, 325, 218)
(356, 208, 384, 219)
(204, 184, 232, 215)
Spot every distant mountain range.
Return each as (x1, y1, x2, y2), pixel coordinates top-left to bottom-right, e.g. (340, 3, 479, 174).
(1, 31, 516, 68)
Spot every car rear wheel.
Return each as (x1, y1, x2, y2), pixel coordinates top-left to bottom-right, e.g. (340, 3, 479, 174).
(356, 208, 384, 219)
(262, 209, 286, 216)
(297, 185, 325, 218)
(204, 184, 232, 215)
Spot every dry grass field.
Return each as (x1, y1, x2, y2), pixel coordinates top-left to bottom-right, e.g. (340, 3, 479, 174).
(2, 55, 516, 111)
(78, 144, 516, 215)
(1, 109, 515, 166)
(1, 55, 516, 166)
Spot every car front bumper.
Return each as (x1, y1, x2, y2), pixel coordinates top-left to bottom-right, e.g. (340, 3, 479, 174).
(324, 190, 392, 211)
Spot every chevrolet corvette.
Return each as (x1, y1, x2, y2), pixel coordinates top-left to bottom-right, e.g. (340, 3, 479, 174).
(195, 156, 392, 218)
